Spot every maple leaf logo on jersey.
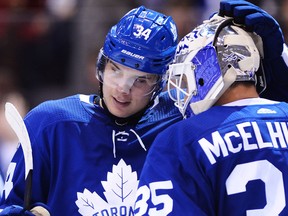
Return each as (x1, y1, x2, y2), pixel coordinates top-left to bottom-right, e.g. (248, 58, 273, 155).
(75, 159, 139, 216)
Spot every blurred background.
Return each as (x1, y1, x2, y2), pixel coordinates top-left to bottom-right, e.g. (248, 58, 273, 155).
(0, 0, 286, 109)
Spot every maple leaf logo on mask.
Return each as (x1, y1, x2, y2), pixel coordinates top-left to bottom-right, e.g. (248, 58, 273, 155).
(75, 159, 139, 216)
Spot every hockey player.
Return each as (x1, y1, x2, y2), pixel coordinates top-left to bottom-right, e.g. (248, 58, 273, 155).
(0, 6, 182, 215)
(134, 10, 288, 216)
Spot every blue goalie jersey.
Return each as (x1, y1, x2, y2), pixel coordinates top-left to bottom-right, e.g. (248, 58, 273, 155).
(135, 98, 288, 216)
(0, 92, 182, 215)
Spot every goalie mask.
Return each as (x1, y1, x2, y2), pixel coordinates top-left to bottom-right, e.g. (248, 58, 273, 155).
(168, 14, 263, 118)
(96, 6, 178, 100)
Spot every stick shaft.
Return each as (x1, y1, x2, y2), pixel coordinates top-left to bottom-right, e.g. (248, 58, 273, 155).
(5, 102, 33, 210)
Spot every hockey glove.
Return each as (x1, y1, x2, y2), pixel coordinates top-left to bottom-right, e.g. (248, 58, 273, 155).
(0, 205, 35, 216)
(0, 204, 50, 216)
(219, 0, 288, 102)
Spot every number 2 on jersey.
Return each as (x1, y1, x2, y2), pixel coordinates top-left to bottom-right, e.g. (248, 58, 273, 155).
(226, 160, 285, 215)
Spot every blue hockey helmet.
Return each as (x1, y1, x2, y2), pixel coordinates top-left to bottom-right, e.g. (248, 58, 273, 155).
(168, 14, 262, 118)
(96, 6, 178, 99)
(101, 6, 177, 75)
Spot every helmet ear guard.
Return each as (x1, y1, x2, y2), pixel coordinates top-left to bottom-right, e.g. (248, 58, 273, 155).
(95, 48, 107, 83)
(168, 14, 262, 118)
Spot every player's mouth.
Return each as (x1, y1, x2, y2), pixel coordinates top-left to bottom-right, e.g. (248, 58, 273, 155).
(113, 97, 131, 106)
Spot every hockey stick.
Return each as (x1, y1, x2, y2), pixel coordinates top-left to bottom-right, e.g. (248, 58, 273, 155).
(5, 102, 33, 210)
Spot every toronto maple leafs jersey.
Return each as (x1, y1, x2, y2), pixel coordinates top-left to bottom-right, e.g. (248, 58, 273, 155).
(0, 91, 182, 216)
(135, 98, 288, 216)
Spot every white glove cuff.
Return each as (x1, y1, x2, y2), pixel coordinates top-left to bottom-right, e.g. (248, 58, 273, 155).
(30, 206, 50, 216)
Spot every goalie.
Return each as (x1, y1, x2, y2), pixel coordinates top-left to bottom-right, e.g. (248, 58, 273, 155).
(135, 1, 288, 215)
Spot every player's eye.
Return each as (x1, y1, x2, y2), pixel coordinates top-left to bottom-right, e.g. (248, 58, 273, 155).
(110, 66, 122, 75)
(135, 77, 148, 84)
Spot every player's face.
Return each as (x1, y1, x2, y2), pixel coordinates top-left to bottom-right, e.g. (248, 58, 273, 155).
(102, 61, 159, 118)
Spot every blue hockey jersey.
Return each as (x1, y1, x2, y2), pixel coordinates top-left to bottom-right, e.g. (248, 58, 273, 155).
(135, 98, 288, 216)
(0, 91, 182, 215)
